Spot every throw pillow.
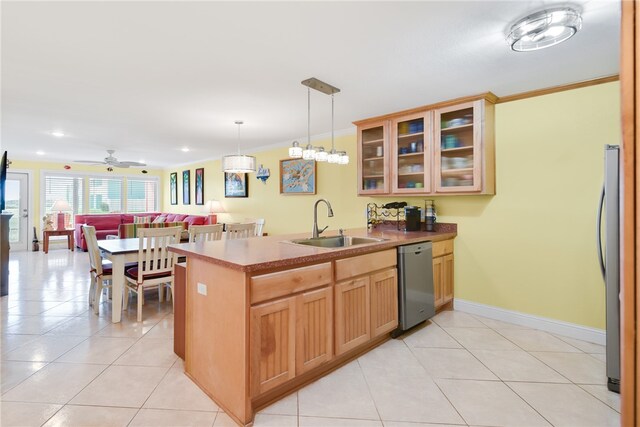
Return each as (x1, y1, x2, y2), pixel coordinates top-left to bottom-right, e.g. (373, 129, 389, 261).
(152, 216, 167, 224)
(133, 215, 151, 224)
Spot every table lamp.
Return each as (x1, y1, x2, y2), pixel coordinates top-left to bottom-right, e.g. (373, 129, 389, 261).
(50, 200, 71, 230)
(204, 199, 226, 224)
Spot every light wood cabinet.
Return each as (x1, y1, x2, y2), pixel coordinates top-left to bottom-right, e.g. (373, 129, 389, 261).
(370, 268, 399, 337)
(335, 277, 371, 355)
(296, 287, 333, 375)
(432, 239, 454, 310)
(354, 93, 496, 196)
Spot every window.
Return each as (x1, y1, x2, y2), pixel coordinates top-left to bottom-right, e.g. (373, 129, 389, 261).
(44, 175, 84, 226)
(127, 179, 158, 213)
(88, 177, 123, 213)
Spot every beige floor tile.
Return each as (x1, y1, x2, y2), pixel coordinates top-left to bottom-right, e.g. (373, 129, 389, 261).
(1, 314, 29, 328)
(531, 351, 607, 384)
(129, 408, 217, 426)
(2, 362, 107, 404)
(257, 391, 298, 416)
(6, 300, 63, 315)
(96, 321, 155, 338)
(143, 316, 175, 339)
(436, 379, 550, 426)
(253, 413, 298, 426)
(358, 339, 426, 377)
(496, 329, 582, 352)
(402, 322, 462, 349)
(0, 334, 40, 354)
(443, 327, 519, 350)
(590, 352, 607, 362)
(45, 314, 110, 336)
(471, 349, 569, 383)
(3, 335, 86, 362)
(42, 404, 138, 427)
(508, 382, 620, 426)
(114, 337, 177, 367)
(42, 301, 90, 316)
(554, 334, 606, 353)
(4, 316, 74, 335)
(56, 336, 136, 364)
(580, 384, 621, 412)
(1, 360, 48, 392)
(298, 361, 379, 420)
(472, 315, 529, 329)
(0, 401, 62, 427)
(432, 310, 486, 328)
(172, 356, 186, 370)
(143, 366, 219, 411)
(213, 412, 235, 427)
(300, 416, 384, 426)
(382, 422, 464, 427)
(411, 348, 498, 380)
(364, 371, 464, 424)
(70, 365, 169, 408)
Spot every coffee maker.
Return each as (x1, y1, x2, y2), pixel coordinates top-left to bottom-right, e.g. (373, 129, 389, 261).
(404, 206, 421, 231)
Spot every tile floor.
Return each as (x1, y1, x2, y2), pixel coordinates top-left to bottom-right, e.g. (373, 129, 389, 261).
(1, 249, 620, 426)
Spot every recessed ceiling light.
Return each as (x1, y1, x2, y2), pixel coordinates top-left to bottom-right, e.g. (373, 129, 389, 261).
(36, 150, 45, 155)
(51, 131, 65, 138)
(139, 159, 145, 163)
(181, 147, 190, 152)
(507, 7, 582, 52)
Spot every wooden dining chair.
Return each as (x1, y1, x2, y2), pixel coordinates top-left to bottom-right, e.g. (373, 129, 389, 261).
(124, 226, 182, 321)
(244, 218, 265, 236)
(226, 223, 256, 240)
(82, 225, 113, 315)
(188, 224, 224, 242)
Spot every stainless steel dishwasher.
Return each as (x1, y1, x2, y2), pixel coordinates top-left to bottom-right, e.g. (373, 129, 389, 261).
(393, 242, 435, 337)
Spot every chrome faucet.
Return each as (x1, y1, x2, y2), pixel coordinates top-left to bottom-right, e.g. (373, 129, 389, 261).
(312, 199, 334, 238)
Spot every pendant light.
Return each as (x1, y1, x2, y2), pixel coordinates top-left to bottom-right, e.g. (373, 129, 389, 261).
(507, 7, 582, 52)
(222, 120, 256, 173)
(289, 141, 302, 158)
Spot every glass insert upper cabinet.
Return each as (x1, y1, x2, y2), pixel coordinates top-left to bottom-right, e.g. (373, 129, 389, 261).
(390, 112, 431, 194)
(357, 121, 389, 195)
(434, 99, 495, 194)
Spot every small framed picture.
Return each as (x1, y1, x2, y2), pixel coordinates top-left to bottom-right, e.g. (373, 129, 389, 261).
(224, 172, 248, 198)
(280, 158, 316, 195)
(195, 168, 204, 205)
(182, 170, 191, 204)
(170, 172, 178, 205)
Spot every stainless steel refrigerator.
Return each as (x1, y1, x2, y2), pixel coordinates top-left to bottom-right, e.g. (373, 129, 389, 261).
(597, 144, 620, 393)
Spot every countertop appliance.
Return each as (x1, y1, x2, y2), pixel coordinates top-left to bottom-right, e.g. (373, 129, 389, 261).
(404, 206, 421, 231)
(394, 242, 435, 337)
(597, 144, 620, 393)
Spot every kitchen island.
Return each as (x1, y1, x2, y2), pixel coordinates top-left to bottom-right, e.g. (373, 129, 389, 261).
(168, 225, 456, 427)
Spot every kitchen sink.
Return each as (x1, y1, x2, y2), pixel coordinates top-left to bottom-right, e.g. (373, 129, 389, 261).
(286, 235, 388, 248)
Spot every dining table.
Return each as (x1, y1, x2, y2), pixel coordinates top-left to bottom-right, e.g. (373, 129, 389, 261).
(97, 237, 147, 323)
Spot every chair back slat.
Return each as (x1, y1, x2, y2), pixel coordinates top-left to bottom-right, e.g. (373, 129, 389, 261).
(82, 225, 103, 275)
(226, 223, 256, 240)
(136, 226, 182, 284)
(189, 224, 224, 242)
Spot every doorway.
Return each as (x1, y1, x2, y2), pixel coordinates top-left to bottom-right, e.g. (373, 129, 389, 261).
(6, 172, 30, 251)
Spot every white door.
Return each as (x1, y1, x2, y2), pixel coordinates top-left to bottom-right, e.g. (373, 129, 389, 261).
(6, 172, 29, 251)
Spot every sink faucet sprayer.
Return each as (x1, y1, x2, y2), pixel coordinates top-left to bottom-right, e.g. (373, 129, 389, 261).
(312, 199, 334, 238)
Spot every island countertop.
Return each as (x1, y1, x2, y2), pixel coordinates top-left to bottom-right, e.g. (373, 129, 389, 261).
(168, 223, 456, 273)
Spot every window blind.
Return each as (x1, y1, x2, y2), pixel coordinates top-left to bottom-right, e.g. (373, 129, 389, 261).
(88, 177, 123, 213)
(44, 175, 84, 225)
(127, 178, 158, 213)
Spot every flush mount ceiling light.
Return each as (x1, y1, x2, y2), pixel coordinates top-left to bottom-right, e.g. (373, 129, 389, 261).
(222, 120, 256, 173)
(288, 77, 348, 165)
(507, 7, 582, 52)
(51, 131, 65, 138)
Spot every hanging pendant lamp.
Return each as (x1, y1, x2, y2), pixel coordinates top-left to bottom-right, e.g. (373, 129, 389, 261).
(222, 120, 256, 173)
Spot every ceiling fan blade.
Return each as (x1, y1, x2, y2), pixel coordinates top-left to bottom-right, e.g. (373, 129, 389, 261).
(108, 161, 131, 168)
(74, 160, 107, 165)
(115, 161, 146, 167)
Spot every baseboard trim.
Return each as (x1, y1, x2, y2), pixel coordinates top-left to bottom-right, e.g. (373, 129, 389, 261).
(453, 298, 606, 345)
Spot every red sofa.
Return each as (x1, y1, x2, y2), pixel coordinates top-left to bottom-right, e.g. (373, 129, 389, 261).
(74, 212, 209, 251)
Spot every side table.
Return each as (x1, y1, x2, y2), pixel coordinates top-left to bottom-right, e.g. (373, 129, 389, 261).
(43, 229, 75, 254)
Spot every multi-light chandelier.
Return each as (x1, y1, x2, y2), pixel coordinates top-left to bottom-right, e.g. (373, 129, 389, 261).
(288, 78, 349, 165)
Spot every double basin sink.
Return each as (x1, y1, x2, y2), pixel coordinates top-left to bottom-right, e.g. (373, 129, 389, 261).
(286, 235, 388, 248)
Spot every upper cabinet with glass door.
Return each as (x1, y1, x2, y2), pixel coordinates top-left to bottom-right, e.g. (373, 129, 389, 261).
(390, 112, 431, 194)
(357, 121, 389, 195)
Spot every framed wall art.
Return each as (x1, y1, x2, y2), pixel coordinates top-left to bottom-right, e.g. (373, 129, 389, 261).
(224, 172, 248, 198)
(195, 168, 204, 205)
(170, 172, 178, 205)
(280, 159, 316, 195)
(182, 170, 191, 204)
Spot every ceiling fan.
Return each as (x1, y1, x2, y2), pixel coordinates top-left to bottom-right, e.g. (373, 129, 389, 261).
(74, 150, 146, 168)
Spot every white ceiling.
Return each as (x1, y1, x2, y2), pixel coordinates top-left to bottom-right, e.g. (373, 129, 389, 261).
(1, 1, 620, 169)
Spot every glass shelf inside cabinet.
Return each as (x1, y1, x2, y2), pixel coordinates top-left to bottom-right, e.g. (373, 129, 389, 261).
(440, 107, 474, 188)
(361, 126, 385, 191)
(396, 118, 425, 190)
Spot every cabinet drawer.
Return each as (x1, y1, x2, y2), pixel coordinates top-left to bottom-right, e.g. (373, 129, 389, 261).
(335, 249, 396, 282)
(432, 239, 453, 257)
(251, 263, 332, 305)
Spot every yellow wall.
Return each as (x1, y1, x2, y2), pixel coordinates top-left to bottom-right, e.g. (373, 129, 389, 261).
(162, 82, 620, 329)
(8, 159, 162, 236)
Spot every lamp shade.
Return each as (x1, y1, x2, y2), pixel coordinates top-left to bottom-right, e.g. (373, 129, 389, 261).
(51, 199, 71, 212)
(222, 155, 256, 173)
(204, 199, 226, 214)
